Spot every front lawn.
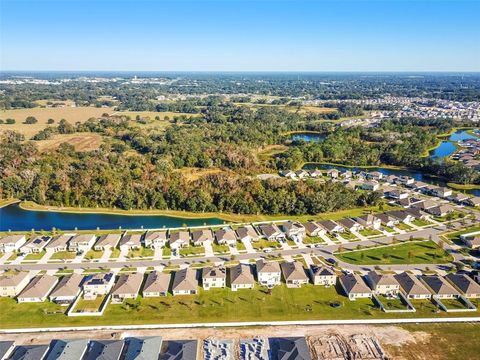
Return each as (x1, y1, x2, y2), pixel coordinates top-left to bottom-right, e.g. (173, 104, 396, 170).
(49, 251, 76, 260)
(179, 246, 205, 257)
(340, 231, 358, 240)
(396, 223, 412, 231)
(359, 228, 382, 237)
(303, 236, 324, 244)
(24, 251, 46, 261)
(109, 248, 121, 259)
(251, 240, 281, 250)
(84, 250, 103, 260)
(127, 247, 154, 258)
(236, 241, 246, 251)
(212, 244, 230, 254)
(412, 219, 431, 227)
(336, 240, 453, 265)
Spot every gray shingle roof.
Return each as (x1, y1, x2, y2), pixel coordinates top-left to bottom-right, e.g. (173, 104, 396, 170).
(124, 337, 162, 360)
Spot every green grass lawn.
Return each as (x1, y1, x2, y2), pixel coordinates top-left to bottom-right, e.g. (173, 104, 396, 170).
(179, 246, 205, 257)
(377, 295, 409, 310)
(6, 252, 20, 261)
(303, 236, 324, 244)
(446, 225, 480, 244)
(24, 251, 46, 261)
(236, 241, 246, 251)
(162, 247, 171, 258)
(440, 298, 469, 310)
(84, 249, 103, 260)
(212, 244, 230, 254)
(49, 251, 76, 260)
(412, 219, 431, 227)
(359, 228, 382, 237)
(340, 231, 358, 240)
(109, 248, 120, 259)
(72, 295, 106, 313)
(127, 247, 154, 258)
(251, 240, 281, 250)
(2, 284, 479, 329)
(383, 227, 396, 233)
(336, 240, 453, 265)
(396, 223, 412, 231)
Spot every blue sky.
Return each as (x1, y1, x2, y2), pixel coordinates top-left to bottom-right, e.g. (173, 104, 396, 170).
(1, 0, 479, 71)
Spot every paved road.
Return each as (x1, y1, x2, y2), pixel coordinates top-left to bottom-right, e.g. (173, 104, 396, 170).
(0, 217, 477, 273)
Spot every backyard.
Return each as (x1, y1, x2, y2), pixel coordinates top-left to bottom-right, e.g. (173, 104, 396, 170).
(336, 240, 453, 265)
(2, 284, 479, 329)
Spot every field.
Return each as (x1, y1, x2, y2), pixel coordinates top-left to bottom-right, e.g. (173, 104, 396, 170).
(35, 133, 103, 152)
(1, 284, 479, 329)
(336, 240, 453, 265)
(0, 106, 115, 138)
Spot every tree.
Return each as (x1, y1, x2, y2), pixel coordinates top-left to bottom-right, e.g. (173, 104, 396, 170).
(24, 116, 38, 124)
(6, 118, 15, 124)
(47, 118, 55, 124)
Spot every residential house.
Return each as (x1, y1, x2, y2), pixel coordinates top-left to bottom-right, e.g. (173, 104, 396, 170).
(49, 273, 83, 305)
(302, 222, 326, 237)
(337, 218, 363, 232)
(279, 221, 306, 241)
(83, 273, 115, 300)
(94, 233, 121, 251)
(472, 271, 480, 284)
(161, 340, 198, 360)
(8, 344, 50, 360)
(368, 171, 383, 180)
(191, 229, 214, 246)
(326, 169, 339, 179)
(142, 271, 170, 297)
(202, 266, 227, 290)
(230, 264, 255, 291)
(0, 271, 30, 297)
(358, 181, 379, 191)
(111, 272, 144, 304)
(366, 271, 400, 296)
(17, 275, 58, 303)
(68, 233, 96, 253)
(119, 234, 142, 251)
(420, 275, 460, 299)
(45, 235, 72, 253)
(0, 341, 15, 360)
(20, 235, 51, 254)
(256, 259, 281, 287)
(84, 340, 125, 360)
(279, 170, 296, 179)
(395, 176, 415, 186)
(405, 207, 430, 220)
(0, 235, 26, 253)
(214, 228, 237, 246)
(412, 200, 438, 211)
(384, 189, 409, 200)
(318, 220, 344, 233)
(45, 339, 89, 360)
(169, 231, 190, 250)
(295, 169, 309, 179)
(376, 213, 399, 228)
(310, 266, 336, 286)
(281, 261, 308, 288)
(449, 193, 470, 204)
(143, 231, 167, 249)
(445, 273, 480, 298)
(462, 235, 480, 249)
(431, 187, 453, 198)
(235, 225, 261, 242)
(413, 181, 429, 191)
(124, 337, 162, 360)
(172, 268, 198, 295)
(394, 272, 432, 299)
(464, 196, 480, 207)
(340, 170, 353, 179)
(269, 337, 312, 360)
(309, 169, 323, 178)
(426, 204, 454, 217)
(258, 223, 285, 241)
(339, 273, 372, 300)
(386, 210, 414, 224)
(397, 197, 423, 208)
(355, 214, 381, 229)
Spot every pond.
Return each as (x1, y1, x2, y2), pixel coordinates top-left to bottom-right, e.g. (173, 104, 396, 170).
(290, 132, 326, 143)
(0, 203, 224, 232)
(429, 130, 479, 159)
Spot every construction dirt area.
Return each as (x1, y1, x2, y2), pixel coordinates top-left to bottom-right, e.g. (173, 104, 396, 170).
(0, 324, 432, 359)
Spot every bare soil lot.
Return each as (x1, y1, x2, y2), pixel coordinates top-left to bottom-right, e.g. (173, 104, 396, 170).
(35, 133, 103, 152)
